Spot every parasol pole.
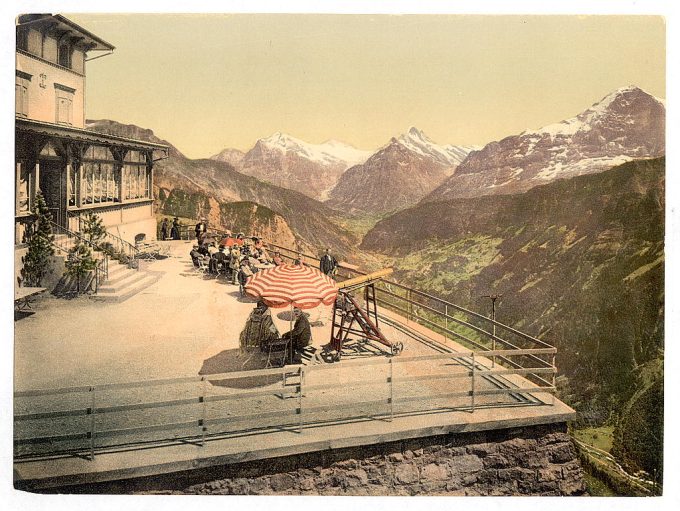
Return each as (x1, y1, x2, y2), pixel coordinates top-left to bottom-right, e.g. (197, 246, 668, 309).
(289, 302, 294, 364)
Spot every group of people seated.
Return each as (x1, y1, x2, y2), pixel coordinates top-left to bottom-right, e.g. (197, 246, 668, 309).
(189, 231, 287, 292)
(239, 300, 312, 365)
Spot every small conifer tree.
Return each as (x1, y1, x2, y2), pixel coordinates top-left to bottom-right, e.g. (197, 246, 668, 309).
(20, 192, 55, 286)
(82, 211, 107, 248)
(64, 241, 98, 294)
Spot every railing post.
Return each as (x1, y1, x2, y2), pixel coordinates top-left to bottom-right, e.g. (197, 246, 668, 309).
(388, 357, 394, 421)
(407, 289, 412, 323)
(297, 367, 304, 433)
(88, 386, 96, 460)
(551, 354, 556, 406)
(200, 376, 207, 446)
(444, 304, 448, 343)
(470, 353, 476, 413)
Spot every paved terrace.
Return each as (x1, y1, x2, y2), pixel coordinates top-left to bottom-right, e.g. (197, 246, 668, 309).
(13, 240, 575, 489)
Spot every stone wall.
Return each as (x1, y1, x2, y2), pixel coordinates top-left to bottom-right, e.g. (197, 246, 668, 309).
(134, 422, 585, 496)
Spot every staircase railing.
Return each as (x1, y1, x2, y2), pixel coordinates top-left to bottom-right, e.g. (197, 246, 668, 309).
(48, 220, 109, 292)
(67, 212, 139, 269)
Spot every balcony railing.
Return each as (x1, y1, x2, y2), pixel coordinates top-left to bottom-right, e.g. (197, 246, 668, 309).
(14, 348, 555, 461)
(11, 220, 559, 460)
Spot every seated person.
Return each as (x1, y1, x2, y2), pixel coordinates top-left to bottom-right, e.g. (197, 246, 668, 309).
(210, 246, 229, 273)
(189, 245, 201, 267)
(239, 300, 280, 353)
(258, 248, 272, 264)
(197, 242, 210, 257)
(281, 307, 312, 361)
(207, 241, 219, 256)
(272, 251, 284, 266)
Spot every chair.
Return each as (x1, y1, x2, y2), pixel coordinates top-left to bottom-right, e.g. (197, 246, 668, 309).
(262, 338, 291, 368)
(196, 256, 210, 274)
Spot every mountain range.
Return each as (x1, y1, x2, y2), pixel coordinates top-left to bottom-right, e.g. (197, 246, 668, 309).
(205, 86, 663, 218)
(327, 129, 473, 215)
(361, 158, 664, 478)
(87, 85, 665, 481)
(86, 120, 359, 257)
(213, 132, 371, 201)
(423, 86, 665, 202)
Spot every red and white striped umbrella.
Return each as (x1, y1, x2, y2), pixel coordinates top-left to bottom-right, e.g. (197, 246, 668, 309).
(244, 263, 338, 309)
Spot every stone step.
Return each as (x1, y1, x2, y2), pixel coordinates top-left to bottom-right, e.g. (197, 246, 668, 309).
(105, 264, 138, 284)
(97, 270, 148, 294)
(91, 272, 161, 303)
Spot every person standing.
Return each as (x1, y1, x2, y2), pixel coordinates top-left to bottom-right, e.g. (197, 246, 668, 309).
(171, 217, 181, 240)
(237, 261, 253, 296)
(160, 218, 169, 240)
(229, 246, 241, 284)
(319, 248, 338, 277)
(195, 218, 207, 243)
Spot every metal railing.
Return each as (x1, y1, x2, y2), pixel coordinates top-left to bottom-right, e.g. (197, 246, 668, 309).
(163, 222, 556, 387)
(11, 220, 560, 460)
(263, 240, 556, 387)
(49, 220, 109, 293)
(14, 349, 556, 460)
(68, 211, 139, 269)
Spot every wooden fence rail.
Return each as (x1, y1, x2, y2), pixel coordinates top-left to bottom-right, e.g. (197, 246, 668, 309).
(15, 349, 556, 460)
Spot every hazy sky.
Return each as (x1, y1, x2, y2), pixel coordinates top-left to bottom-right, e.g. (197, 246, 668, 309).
(68, 14, 665, 159)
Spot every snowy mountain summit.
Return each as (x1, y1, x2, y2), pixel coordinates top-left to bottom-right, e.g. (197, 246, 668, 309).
(236, 132, 372, 200)
(424, 86, 665, 202)
(257, 132, 371, 168)
(398, 127, 476, 167)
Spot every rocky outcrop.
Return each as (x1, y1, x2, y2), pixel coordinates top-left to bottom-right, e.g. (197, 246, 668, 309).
(144, 423, 585, 496)
(218, 201, 297, 248)
(87, 119, 359, 257)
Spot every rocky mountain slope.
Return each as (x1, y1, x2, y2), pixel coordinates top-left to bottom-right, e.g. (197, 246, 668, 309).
(86, 120, 358, 257)
(209, 147, 246, 168)
(327, 129, 473, 215)
(398, 126, 476, 167)
(232, 132, 371, 201)
(423, 87, 665, 202)
(363, 157, 664, 426)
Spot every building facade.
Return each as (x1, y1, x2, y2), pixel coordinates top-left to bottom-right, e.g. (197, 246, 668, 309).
(15, 14, 166, 246)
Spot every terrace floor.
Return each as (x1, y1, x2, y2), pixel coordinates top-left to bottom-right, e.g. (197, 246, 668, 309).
(13, 240, 576, 490)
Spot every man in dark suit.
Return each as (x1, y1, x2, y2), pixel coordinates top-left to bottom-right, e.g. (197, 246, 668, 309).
(319, 248, 338, 277)
(282, 307, 312, 360)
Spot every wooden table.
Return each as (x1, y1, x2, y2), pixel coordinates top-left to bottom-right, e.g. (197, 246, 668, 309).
(14, 287, 46, 312)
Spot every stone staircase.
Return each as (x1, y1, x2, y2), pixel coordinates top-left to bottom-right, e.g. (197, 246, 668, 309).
(51, 233, 161, 302)
(93, 261, 161, 302)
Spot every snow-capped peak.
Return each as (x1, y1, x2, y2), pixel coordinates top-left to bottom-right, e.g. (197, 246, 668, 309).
(258, 132, 371, 167)
(397, 127, 474, 167)
(523, 85, 665, 138)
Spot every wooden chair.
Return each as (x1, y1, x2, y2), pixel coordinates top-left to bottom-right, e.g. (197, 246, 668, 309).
(262, 338, 291, 368)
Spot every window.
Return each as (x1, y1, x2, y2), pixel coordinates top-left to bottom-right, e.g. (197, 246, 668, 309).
(80, 145, 118, 206)
(54, 83, 75, 125)
(58, 43, 71, 68)
(15, 72, 31, 118)
(16, 162, 31, 214)
(123, 151, 150, 201)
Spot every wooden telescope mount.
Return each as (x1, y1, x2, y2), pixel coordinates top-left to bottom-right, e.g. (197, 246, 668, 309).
(327, 269, 404, 362)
